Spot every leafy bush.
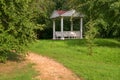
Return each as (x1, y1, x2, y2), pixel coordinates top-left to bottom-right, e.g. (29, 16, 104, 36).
(0, 0, 42, 62)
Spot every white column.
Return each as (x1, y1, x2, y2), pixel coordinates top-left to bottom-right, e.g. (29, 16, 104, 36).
(53, 20, 56, 39)
(71, 20, 73, 31)
(80, 18, 83, 39)
(61, 17, 64, 40)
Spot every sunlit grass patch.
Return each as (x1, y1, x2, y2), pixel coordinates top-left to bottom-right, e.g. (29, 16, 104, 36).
(29, 38, 120, 80)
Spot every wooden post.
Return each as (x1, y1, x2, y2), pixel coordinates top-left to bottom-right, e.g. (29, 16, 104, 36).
(71, 20, 73, 31)
(80, 18, 83, 39)
(61, 17, 64, 40)
(53, 20, 56, 39)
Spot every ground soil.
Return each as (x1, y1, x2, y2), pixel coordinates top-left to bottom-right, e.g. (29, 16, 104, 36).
(0, 53, 81, 80)
(26, 52, 81, 80)
(0, 60, 27, 74)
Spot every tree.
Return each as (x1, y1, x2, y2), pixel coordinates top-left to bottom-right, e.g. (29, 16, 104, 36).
(52, 0, 67, 10)
(67, 0, 120, 38)
(31, 0, 55, 39)
(66, 0, 120, 54)
(0, 0, 43, 62)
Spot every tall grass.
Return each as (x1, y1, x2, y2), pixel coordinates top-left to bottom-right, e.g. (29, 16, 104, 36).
(29, 39, 120, 80)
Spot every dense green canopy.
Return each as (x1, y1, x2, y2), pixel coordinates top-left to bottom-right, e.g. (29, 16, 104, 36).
(64, 0, 120, 38)
(0, 0, 55, 62)
(38, 0, 120, 38)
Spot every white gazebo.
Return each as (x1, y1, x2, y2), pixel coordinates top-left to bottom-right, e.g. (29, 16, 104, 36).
(50, 10, 84, 40)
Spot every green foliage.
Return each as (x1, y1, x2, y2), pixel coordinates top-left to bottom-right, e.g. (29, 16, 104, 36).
(65, 0, 120, 54)
(52, 0, 68, 10)
(29, 39, 120, 80)
(31, 0, 55, 25)
(31, 0, 55, 39)
(67, 0, 120, 38)
(0, 0, 44, 62)
(85, 20, 98, 55)
(69, 0, 98, 55)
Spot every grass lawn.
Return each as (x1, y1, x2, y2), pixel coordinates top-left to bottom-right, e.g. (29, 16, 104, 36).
(29, 38, 120, 80)
(0, 61, 37, 80)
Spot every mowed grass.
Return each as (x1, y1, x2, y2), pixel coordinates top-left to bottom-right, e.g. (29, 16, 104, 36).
(29, 39, 120, 80)
(0, 62, 37, 80)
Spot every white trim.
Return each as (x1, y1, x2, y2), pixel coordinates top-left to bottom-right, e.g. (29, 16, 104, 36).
(53, 20, 56, 39)
(61, 17, 64, 40)
(80, 18, 83, 39)
(71, 20, 73, 31)
(50, 10, 84, 19)
(61, 10, 75, 17)
(55, 31, 81, 39)
(50, 11, 59, 18)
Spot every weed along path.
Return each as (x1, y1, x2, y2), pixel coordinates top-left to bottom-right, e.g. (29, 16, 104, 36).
(26, 53, 81, 80)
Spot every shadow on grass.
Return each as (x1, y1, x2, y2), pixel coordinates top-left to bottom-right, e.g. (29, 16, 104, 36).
(6, 52, 25, 62)
(64, 39, 86, 47)
(94, 39, 120, 48)
(63, 39, 120, 48)
(0, 51, 25, 63)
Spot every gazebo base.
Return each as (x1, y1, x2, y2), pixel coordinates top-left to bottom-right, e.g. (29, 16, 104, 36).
(53, 31, 82, 40)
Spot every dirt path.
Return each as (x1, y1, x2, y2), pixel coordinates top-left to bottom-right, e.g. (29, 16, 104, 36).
(26, 53, 81, 80)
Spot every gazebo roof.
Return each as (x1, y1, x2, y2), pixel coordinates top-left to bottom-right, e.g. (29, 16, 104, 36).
(50, 10, 84, 19)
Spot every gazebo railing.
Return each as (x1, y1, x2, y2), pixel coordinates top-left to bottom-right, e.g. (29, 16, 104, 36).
(55, 31, 81, 39)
